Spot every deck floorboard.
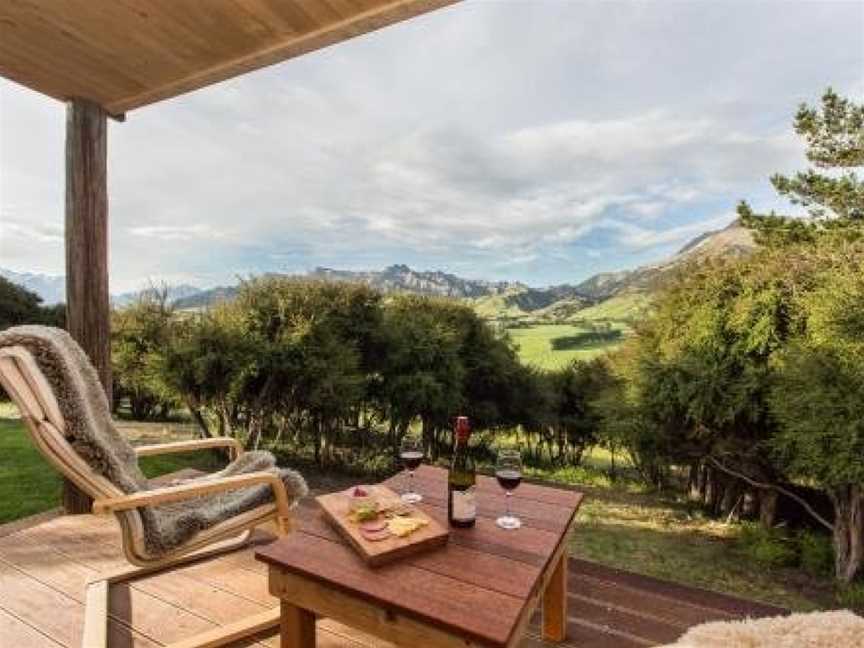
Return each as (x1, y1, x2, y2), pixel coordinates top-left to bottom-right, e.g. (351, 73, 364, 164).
(0, 480, 786, 648)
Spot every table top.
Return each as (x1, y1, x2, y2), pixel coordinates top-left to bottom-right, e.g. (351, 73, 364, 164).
(256, 464, 584, 647)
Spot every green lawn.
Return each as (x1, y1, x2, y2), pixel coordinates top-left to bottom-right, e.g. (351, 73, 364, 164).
(571, 486, 834, 611)
(516, 448, 835, 612)
(508, 323, 627, 369)
(0, 417, 222, 524)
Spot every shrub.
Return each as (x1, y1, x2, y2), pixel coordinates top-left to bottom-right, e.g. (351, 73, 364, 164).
(738, 523, 797, 568)
(798, 530, 834, 577)
(837, 582, 864, 611)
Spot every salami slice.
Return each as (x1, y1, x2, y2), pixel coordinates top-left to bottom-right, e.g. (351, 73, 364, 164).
(360, 519, 387, 533)
(360, 528, 391, 542)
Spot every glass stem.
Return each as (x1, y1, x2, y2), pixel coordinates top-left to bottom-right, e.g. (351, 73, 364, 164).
(409, 470, 414, 494)
(506, 491, 512, 518)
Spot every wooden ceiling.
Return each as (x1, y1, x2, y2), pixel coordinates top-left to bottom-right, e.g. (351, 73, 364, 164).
(0, 0, 459, 117)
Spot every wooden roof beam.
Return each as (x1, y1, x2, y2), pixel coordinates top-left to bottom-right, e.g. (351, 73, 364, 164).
(105, 0, 459, 115)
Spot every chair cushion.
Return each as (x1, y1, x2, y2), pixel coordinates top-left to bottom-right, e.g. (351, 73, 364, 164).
(137, 450, 307, 556)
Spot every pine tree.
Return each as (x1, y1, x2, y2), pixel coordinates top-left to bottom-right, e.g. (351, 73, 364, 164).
(740, 88, 864, 246)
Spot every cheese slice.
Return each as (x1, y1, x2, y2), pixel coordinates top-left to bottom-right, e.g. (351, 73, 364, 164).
(387, 517, 429, 538)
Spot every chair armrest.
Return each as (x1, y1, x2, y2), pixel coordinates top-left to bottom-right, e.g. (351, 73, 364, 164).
(134, 437, 243, 460)
(92, 471, 291, 516)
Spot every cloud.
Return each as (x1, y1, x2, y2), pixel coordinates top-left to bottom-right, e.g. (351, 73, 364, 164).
(1, 0, 862, 290)
(604, 213, 738, 251)
(129, 224, 225, 241)
(338, 112, 797, 255)
(1, 220, 63, 244)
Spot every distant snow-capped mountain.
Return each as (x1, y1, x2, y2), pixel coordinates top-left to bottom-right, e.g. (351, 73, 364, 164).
(0, 268, 203, 307)
(0, 268, 66, 304)
(112, 284, 204, 307)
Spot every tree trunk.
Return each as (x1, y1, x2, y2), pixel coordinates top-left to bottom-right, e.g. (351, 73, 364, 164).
(388, 419, 397, 459)
(313, 417, 321, 466)
(556, 428, 565, 465)
(830, 485, 864, 584)
(720, 479, 741, 519)
(759, 489, 778, 529)
(422, 417, 435, 461)
(64, 98, 110, 514)
(703, 467, 718, 513)
(742, 489, 758, 519)
(688, 462, 702, 501)
(188, 404, 212, 439)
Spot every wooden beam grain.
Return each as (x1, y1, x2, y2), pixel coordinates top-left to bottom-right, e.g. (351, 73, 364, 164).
(106, 0, 461, 113)
(64, 98, 110, 514)
(280, 601, 316, 648)
(542, 551, 568, 642)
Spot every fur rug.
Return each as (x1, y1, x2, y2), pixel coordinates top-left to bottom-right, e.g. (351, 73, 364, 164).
(0, 325, 307, 556)
(664, 610, 864, 648)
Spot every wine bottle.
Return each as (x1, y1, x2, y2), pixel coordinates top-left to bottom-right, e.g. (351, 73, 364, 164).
(448, 416, 476, 528)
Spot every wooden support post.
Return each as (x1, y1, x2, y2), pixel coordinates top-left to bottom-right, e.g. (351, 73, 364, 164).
(280, 601, 316, 648)
(65, 98, 110, 514)
(542, 550, 568, 642)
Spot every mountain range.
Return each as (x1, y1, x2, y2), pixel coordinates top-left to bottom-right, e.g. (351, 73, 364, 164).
(0, 268, 202, 308)
(0, 268, 67, 305)
(2, 219, 755, 322)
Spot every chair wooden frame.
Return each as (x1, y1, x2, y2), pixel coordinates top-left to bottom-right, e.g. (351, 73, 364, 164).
(0, 346, 293, 648)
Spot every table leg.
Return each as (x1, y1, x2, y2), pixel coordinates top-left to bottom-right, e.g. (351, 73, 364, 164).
(280, 600, 316, 648)
(542, 550, 568, 642)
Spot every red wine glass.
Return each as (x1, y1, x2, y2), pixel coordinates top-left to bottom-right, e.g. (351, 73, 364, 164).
(495, 449, 522, 530)
(400, 437, 424, 504)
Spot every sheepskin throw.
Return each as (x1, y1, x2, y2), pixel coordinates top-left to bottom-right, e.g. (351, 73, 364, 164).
(663, 609, 864, 648)
(0, 325, 307, 556)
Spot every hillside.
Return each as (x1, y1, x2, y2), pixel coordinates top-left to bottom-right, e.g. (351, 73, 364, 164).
(599, 220, 756, 298)
(556, 220, 756, 320)
(502, 219, 756, 324)
(572, 293, 652, 322)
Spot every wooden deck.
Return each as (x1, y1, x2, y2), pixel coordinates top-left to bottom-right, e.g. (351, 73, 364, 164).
(0, 486, 786, 648)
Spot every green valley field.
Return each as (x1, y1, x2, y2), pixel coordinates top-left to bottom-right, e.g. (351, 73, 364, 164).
(507, 322, 629, 369)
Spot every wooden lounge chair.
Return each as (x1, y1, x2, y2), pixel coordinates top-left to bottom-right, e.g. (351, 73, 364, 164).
(0, 343, 302, 648)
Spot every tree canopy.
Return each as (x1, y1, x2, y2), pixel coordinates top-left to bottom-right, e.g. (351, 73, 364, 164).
(739, 88, 864, 246)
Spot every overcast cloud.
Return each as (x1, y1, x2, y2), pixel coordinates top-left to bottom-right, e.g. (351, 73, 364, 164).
(1, 0, 863, 292)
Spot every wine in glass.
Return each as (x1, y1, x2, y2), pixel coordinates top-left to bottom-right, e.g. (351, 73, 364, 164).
(400, 437, 424, 504)
(495, 449, 523, 530)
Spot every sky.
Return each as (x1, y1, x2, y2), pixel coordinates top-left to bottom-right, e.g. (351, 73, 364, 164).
(1, 0, 863, 293)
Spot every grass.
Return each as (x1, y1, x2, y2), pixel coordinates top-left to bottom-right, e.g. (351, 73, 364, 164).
(574, 292, 652, 321)
(0, 416, 222, 525)
(572, 488, 836, 611)
(469, 292, 530, 319)
(508, 322, 628, 369)
(518, 447, 836, 611)
(0, 417, 63, 523)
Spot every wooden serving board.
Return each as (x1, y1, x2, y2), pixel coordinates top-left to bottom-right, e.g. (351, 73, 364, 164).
(317, 485, 449, 567)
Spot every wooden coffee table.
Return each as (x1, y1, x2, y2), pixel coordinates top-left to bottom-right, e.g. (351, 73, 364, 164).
(257, 465, 583, 647)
